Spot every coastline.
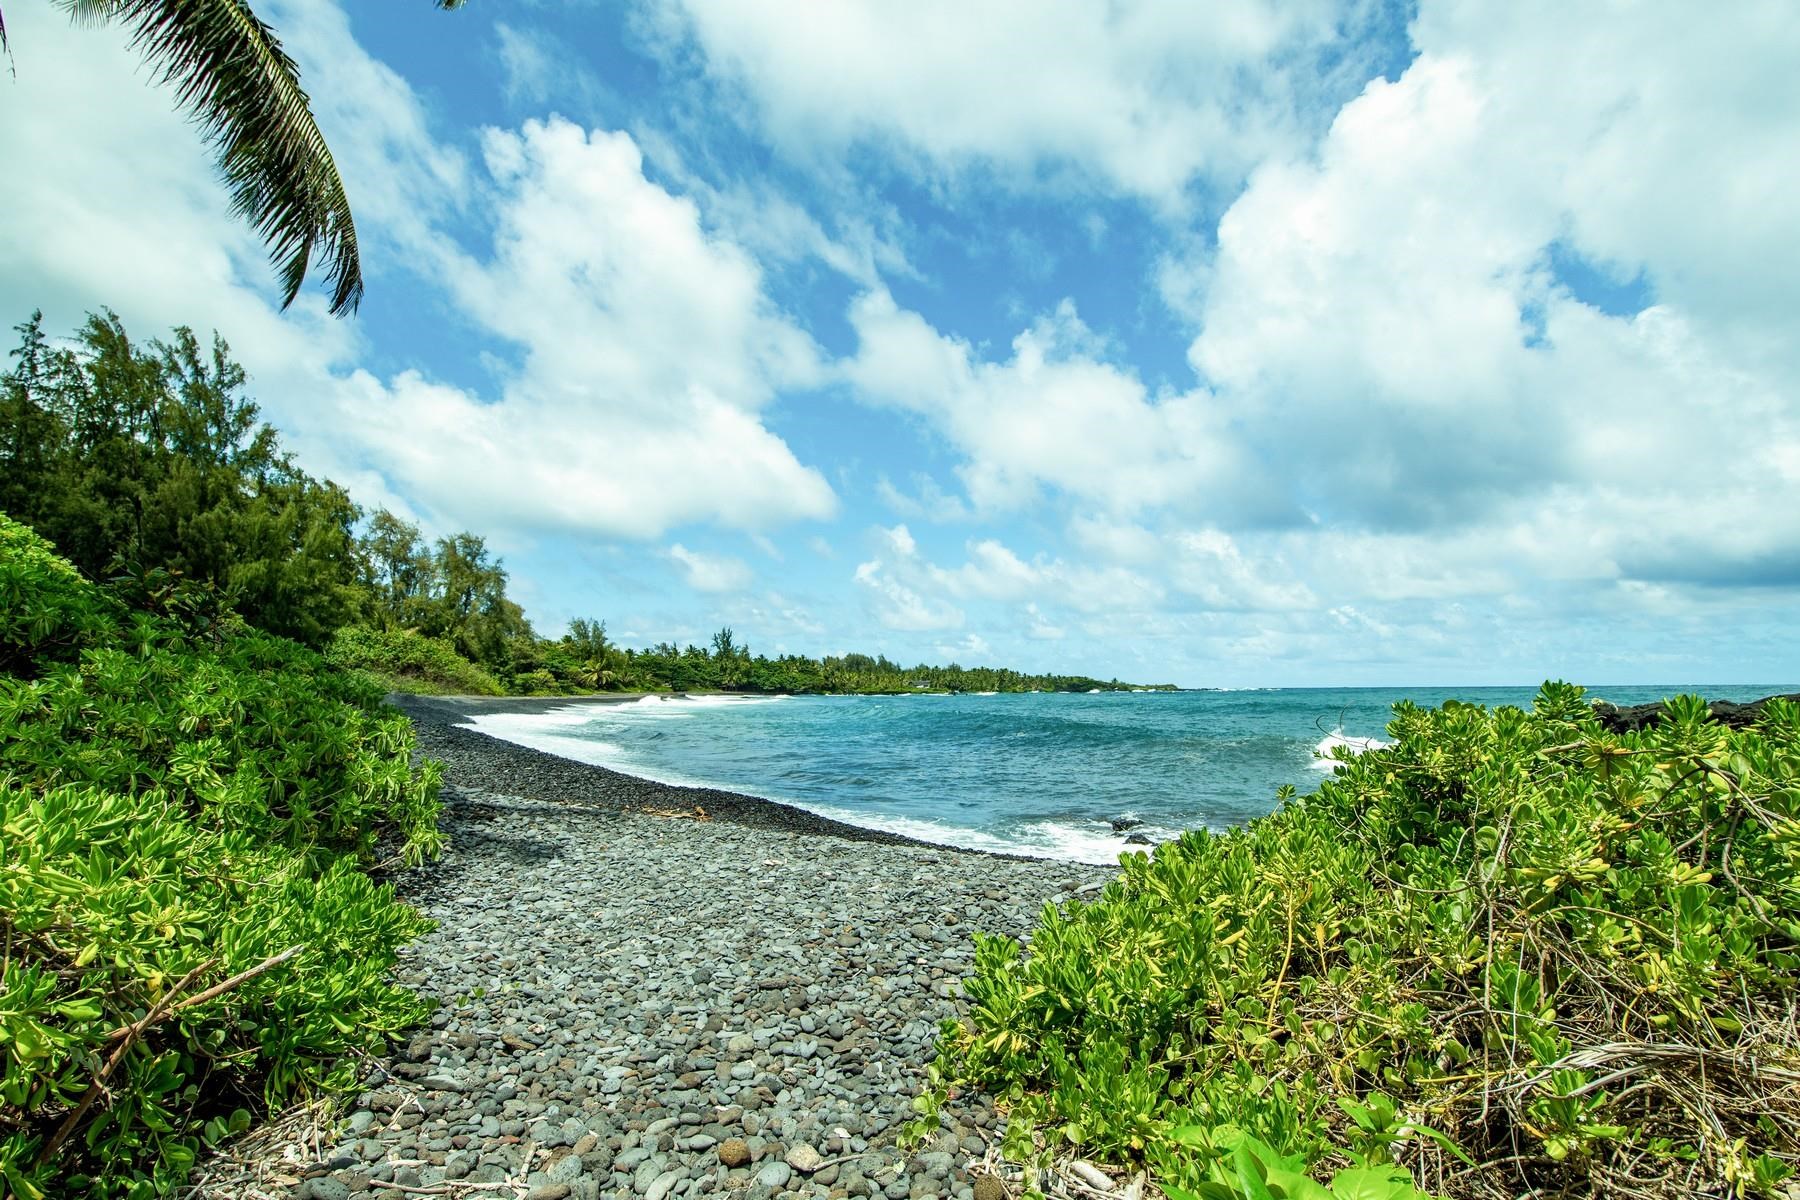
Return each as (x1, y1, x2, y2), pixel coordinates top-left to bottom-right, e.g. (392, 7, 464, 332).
(392, 693, 1050, 859)
(193, 696, 1113, 1200)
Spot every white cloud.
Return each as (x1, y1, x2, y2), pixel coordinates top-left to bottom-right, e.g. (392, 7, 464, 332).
(667, 544, 753, 592)
(640, 0, 1370, 206)
(630, 130, 918, 288)
(447, 118, 824, 414)
(843, 292, 1263, 519)
(758, 591, 826, 638)
(1177, 0, 1800, 587)
(1167, 530, 1315, 612)
(879, 524, 919, 558)
(852, 559, 964, 632)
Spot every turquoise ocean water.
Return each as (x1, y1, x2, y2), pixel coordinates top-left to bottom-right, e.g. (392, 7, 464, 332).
(465, 685, 1795, 864)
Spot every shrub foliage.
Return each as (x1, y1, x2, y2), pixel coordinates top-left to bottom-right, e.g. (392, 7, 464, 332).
(326, 624, 506, 697)
(0, 514, 442, 1199)
(931, 683, 1800, 1200)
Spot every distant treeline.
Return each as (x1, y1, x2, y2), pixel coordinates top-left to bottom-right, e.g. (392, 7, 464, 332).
(0, 309, 1170, 697)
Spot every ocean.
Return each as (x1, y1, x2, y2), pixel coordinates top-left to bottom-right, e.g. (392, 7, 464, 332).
(463, 684, 1794, 865)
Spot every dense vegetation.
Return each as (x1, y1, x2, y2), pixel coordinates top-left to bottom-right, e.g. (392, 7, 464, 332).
(928, 684, 1800, 1200)
(0, 514, 442, 1198)
(1, 309, 1165, 699)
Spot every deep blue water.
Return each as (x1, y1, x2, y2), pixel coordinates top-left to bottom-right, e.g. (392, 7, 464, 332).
(465, 684, 1795, 864)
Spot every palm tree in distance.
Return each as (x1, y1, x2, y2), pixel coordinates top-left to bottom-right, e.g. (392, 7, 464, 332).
(5, 0, 465, 317)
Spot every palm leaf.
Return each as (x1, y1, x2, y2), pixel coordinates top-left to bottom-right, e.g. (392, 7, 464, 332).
(62, 0, 465, 316)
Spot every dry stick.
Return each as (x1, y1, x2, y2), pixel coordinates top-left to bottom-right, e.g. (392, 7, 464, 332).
(40, 944, 307, 1170)
(102, 944, 307, 1041)
(36, 956, 218, 1169)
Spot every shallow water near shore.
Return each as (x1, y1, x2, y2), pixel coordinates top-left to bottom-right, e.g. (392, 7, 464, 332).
(463, 684, 1794, 864)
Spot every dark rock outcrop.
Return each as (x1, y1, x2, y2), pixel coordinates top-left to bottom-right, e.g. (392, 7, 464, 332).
(1591, 692, 1800, 733)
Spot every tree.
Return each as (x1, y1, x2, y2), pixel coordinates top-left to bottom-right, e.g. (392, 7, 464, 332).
(12, 0, 465, 316)
(0, 308, 366, 643)
(423, 532, 531, 667)
(360, 508, 431, 627)
(565, 618, 610, 660)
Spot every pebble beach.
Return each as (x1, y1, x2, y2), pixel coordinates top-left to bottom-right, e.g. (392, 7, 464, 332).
(194, 696, 1113, 1200)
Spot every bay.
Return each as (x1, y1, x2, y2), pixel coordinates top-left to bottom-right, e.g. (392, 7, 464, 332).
(465, 683, 1795, 864)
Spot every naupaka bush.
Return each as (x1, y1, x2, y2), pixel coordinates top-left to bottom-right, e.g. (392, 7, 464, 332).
(0, 514, 441, 1198)
(930, 683, 1800, 1200)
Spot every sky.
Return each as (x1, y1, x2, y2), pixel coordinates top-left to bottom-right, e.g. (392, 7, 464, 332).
(3, 0, 1798, 688)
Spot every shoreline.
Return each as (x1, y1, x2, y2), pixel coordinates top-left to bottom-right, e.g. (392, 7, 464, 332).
(392, 693, 1048, 861)
(194, 698, 1113, 1200)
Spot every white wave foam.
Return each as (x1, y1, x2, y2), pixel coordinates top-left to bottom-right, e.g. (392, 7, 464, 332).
(460, 704, 626, 763)
(617, 693, 787, 709)
(590, 693, 792, 720)
(792, 805, 1155, 866)
(1309, 727, 1390, 769)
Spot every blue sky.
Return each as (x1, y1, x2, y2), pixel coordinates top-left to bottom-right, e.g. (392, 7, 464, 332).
(4, 0, 1798, 687)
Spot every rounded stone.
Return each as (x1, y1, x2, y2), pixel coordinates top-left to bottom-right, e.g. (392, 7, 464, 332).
(973, 1174, 1007, 1200)
(718, 1138, 752, 1168)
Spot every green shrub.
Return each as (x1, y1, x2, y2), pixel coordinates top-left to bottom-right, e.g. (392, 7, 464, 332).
(0, 514, 442, 1198)
(509, 668, 562, 695)
(931, 683, 1800, 1200)
(0, 516, 120, 676)
(326, 624, 505, 696)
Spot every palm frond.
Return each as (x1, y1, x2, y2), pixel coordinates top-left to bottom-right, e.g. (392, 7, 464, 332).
(62, 0, 466, 316)
(63, 0, 361, 314)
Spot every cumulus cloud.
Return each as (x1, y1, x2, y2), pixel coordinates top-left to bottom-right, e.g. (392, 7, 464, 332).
(843, 292, 1266, 520)
(875, 474, 973, 523)
(1025, 604, 1066, 641)
(333, 117, 838, 538)
(638, 0, 1371, 205)
(1184, 0, 1800, 586)
(831, 0, 1800, 658)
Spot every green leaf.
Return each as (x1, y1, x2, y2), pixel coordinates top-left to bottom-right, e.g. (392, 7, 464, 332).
(1325, 1166, 1427, 1200)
